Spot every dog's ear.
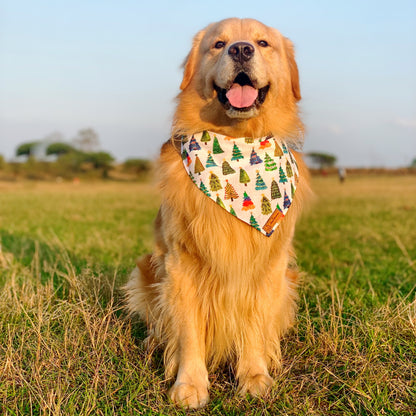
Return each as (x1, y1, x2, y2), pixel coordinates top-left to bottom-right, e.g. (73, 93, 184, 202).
(284, 37, 301, 101)
(180, 30, 205, 90)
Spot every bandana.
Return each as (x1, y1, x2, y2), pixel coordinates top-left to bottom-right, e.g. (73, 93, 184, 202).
(180, 131, 299, 237)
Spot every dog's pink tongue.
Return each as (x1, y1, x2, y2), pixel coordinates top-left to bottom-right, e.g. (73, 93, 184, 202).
(226, 84, 258, 108)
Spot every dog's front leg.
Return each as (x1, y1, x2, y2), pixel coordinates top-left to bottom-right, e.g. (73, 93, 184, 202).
(168, 311, 209, 409)
(166, 259, 209, 409)
(236, 261, 293, 398)
(236, 335, 274, 397)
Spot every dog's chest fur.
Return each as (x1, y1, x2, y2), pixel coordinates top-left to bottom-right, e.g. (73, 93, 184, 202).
(157, 141, 296, 281)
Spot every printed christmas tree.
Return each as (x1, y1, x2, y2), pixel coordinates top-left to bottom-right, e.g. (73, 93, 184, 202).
(271, 179, 282, 199)
(283, 190, 291, 209)
(249, 214, 261, 231)
(189, 171, 197, 184)
(286, 159, 293, 177)
(200, 180, 211, 197)
(229, 205, 237, 217)
(289, 149, 296, 164)
(231, 142, 244, 161)
(216, 194, 226, 209)
(224, 180, 239, 201)
(189, 135, 201, 151)
(282, 143, 289, 154)
(239, 168, 250, 186)
(242, 191, 255, 211)
(274, 139, 284, 157)
(261, 195, 272, 215)
(181, 149, 191, 166)
(276, 203, 283, 213)
(212, 136, 224, 154)
(222, 160, 236, 175)
(209, 172, 222, 191)
(264, 153, 277, 171)
(200, 131, 211, 145)
(291, 182, 295, 198)
(279, 165, 288, 183)
(250, 148, 263, 165)
(255, 170, 268, 190)
(245, 137, 254, 144)
(205, 151, 218, 167)
(194, 155, 205, 175)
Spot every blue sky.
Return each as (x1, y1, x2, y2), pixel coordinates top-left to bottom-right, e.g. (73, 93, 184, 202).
(1, 0, 415, 167)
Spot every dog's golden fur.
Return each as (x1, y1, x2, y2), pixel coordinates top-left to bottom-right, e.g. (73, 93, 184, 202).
(124, 18, 310, 408)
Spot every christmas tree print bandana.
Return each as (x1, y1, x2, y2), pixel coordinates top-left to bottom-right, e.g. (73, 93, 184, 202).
(180, 131, 300, 237)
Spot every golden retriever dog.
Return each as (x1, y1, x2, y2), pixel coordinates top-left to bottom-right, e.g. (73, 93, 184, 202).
(124, 17, 309, 409)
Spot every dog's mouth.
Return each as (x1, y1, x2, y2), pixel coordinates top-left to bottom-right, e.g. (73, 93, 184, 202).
(214, 72, 270, 116)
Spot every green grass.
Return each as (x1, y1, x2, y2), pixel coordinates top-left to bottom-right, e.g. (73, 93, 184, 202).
(0, 177, 415, 415)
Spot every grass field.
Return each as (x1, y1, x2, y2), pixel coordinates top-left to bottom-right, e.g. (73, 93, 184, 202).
(0, 176, 415, 415)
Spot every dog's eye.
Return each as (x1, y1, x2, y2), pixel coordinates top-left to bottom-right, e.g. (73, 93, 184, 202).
(258, 40, 269, 47)
(214, 41, 226, 49)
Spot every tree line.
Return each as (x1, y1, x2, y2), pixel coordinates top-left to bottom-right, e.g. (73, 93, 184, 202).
(0, 128, 152, 180)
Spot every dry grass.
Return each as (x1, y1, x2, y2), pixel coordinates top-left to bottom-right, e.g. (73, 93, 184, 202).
(0, 177, 415, 415)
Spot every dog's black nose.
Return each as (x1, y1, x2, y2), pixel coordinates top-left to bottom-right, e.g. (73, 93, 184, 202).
(228, 42, 255, 63)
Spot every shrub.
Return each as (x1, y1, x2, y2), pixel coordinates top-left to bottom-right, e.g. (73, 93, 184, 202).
(123, 158, 151, 175)
(307, 152, 337, 169)
(85, 152, 115, 169)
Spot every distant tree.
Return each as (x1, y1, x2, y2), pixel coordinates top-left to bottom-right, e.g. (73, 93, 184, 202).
(16, 141, 41, 157)
(46, 142, 76, 156)
(0, 154, 4, 170)
(123, 158, 151, 174)
(55, 152, 88, 173)
(307, 152, 337, 169)
(16, 132, 65, 160)
(85, 152, 114, 169)
(72, 128, 100, 152)
(82, 151, 114, 178)
(55, 151, 112, 174)
(411, 158, 416, 168)
(12, 130, 117, 178)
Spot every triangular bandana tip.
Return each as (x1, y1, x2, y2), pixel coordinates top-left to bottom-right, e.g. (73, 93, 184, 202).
(181, 131, 300, 237)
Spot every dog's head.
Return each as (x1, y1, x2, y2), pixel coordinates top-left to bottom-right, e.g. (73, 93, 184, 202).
(177, 18, 301, 136)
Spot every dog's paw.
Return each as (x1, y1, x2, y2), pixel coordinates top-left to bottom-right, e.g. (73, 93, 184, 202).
(238, 373, 274, 397)
(168, 381, 209, 409)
